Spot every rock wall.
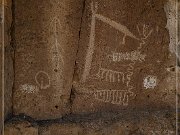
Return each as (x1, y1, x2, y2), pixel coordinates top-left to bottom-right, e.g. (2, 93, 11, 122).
(1, 0, 179, 135)
(4, 111, 176, 135)
(13, 0, 84, 120)
(0, 0, 13, 134)
(72, 0, 176, 114)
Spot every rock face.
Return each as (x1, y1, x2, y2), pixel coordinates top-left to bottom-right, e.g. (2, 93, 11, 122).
(72, 0, 176, 114)
(38, 111, 176, 135)
(0, 0, 13, 121)
(39, 123, 84, 135)
(4, 119, 38, 135)
(1, 0, 178, 134)
(1, 0, 13, 134)
(0, 3, 2, 134)
(13, 0, 84, 120)
(4, 0, 13, 120)
(3, 111, 176, 135)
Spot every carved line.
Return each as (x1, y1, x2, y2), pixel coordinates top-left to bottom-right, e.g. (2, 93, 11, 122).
(95, 14, 139, 41)
(81, 3, 97, 83)
(82, 2, 140, 83)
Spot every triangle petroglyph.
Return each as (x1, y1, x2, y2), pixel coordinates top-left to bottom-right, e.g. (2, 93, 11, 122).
(81, 2, 154, 106)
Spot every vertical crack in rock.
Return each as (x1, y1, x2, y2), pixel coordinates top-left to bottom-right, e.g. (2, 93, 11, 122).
(69, 0, 87, 112)
(10, 0, 15, 116)
(4, 0, 15, 121)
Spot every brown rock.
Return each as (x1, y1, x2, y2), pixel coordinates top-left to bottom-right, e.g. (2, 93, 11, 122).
(0, 0, 13, 121)
(4, 3, 13, 120)
(0, 3, 3, 133)
(13, 0, 84, 120)
(39, 123, 84, 135)
(72, 0, 176, 114)
(4, 120, 38, 135)
(39, 111, 176, 135)
(2, 0, 12, 7)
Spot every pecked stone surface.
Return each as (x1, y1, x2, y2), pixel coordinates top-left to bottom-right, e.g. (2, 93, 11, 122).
(13, 0, 84, 120)
(39, 111, 176, 135)
(72, 0, 176, 114)
(4, 119, 38, 135)
(39, 123, 84, 135)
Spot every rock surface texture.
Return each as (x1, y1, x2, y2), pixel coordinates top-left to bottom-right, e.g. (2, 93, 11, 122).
(13, 0, 84, 120)
(4, 119, 38, 135)
(1, 0, 179, 135)
(72, 0, 176, 114)
(0, 0, 13, 127)
(4, 111, 176, 135)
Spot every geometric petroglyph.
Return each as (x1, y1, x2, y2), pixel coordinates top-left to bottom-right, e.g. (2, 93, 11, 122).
(143, 75, 157, 89)
(49, 17, 64, 95)
(82, 2, 140, 83)
(35, 71, 51, 90)
(81, 2, 154, 105)
(94, 89, 134, 106)
(95, 67, 125, 83)
(82, 2, 152, 83)
(112, 50, 146, 62)
(20, 84, 39, 94)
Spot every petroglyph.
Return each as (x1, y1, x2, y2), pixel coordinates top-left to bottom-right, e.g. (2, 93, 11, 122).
(95, 14, 139, 41)
(35, 71, 50, 90)
(20, 84, 39, 94)
(49, 17, 64, 95)
(81, 2, 156, 107)
(82, 2, 97, 83)
(137, 24, 153, 50)
(143, 75, 157, 89)
(112, 50, 146, 62)
(50, 17, 64, 74)
(94, 67, 125, 83)
(137, 24, 153, 40)
(82, 2, 139, 83)
(126, 62, 135, 88)
(94, 89, 134, 105)
(91, 61, 135, 90)
(74, 84, 135, 106)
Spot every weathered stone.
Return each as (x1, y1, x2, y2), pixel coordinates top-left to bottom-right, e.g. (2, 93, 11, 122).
(4, 120, 38, 135)
(39, 111, 176, 135)
(4, 2, 13, 120)
(72, 0, 176, 114)
(39, 123, 84, 135)
(0, 3, 3, 133)
(0, 0, 13, 121)
(13, 0, 84, 120)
